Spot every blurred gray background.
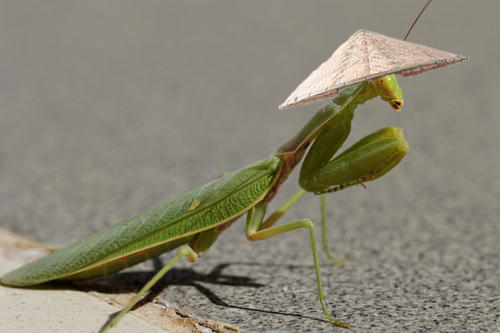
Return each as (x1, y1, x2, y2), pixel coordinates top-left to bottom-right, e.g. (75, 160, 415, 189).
(1, 1, 498, 332)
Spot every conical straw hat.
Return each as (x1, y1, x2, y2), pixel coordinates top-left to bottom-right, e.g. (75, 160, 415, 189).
(279, 30, 468, 109)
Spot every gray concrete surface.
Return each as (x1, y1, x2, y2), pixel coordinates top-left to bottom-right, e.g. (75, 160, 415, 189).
(1, 1, 498, 332)
(0, 237, 168, 333)
(0, 228, 238, 333)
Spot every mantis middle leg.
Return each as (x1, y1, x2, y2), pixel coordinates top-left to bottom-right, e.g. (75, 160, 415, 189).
(258, 187, 348, 265)
(246, 201, 350, 328)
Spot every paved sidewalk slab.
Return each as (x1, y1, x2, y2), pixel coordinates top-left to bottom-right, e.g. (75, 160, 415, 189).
(0, 229, 239, 333)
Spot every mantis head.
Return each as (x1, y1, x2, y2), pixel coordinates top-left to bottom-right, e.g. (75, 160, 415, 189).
(370, 74, 404, 111)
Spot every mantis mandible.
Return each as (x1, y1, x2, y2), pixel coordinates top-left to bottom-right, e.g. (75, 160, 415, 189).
(1, 2, 467, 331)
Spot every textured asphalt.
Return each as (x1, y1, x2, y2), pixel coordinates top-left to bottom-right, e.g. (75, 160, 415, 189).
(1, 1, 498, 332)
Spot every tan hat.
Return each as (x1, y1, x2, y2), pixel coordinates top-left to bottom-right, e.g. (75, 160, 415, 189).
(279, 30, 468, 109)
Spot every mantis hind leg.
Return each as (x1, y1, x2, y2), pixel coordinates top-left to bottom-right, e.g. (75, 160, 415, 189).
(101, 227, 224, 332)
(101, 244, 199, 333)
(246, 202, 350, 328)
(102, 245, 198, 332)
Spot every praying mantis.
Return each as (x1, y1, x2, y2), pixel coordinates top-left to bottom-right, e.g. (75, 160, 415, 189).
(0, 2, 467, 331)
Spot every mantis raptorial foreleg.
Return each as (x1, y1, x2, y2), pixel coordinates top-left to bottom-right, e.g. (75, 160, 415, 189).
(262, 124, 409, 266)
(300, 126, 408, 194)
(308, 126, 408, 264)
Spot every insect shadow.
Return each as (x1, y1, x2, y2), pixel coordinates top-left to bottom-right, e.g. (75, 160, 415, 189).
(68, 258, 331, 328)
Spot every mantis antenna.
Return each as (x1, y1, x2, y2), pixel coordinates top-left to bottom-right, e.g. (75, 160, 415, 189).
(404, 0, 433, 41)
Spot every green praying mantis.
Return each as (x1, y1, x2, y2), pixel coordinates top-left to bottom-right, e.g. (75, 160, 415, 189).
(1, 2, 467, 331)
(1, 76, 406, 330)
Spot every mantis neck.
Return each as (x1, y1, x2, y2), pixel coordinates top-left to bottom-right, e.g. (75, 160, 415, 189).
(276, 81, 377, 159)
